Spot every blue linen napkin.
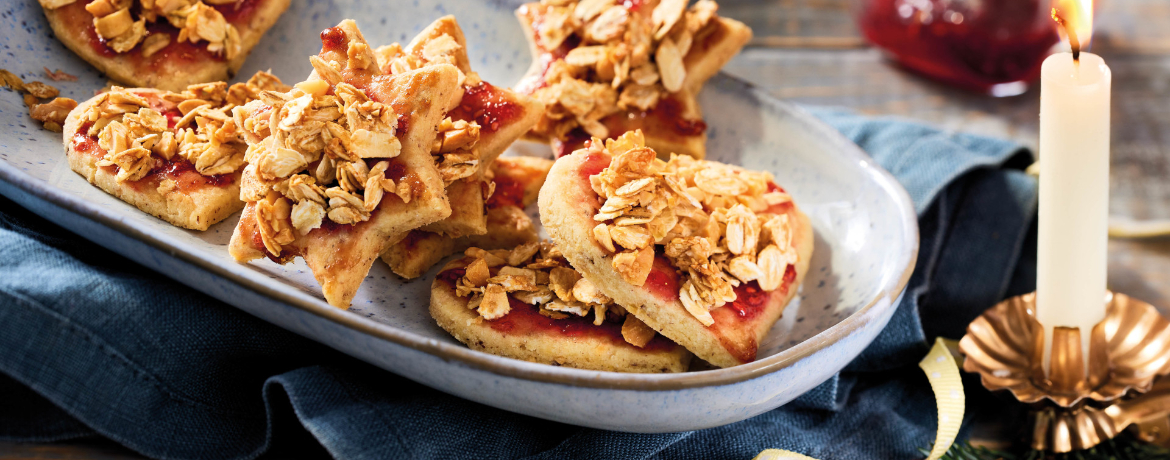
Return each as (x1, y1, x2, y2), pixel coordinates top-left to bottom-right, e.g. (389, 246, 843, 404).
(0, 108, 1037, 460)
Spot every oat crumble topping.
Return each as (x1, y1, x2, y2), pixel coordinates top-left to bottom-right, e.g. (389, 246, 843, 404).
(585, 130, 797, 326)
(1, 69, 77, 132)
(524, 0, 719, 141)
(373, 35, 487, 186)
(234, 60, 413, 256)
(39, 0, 244, 59)
(80, 71, 285, 182)
(449, 240, 659, 348)
(43, 68, 79, 82)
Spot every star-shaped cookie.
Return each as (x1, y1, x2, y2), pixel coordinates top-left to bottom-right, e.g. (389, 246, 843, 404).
(227, 20, 461, 308)
(514, 0, 751, 159)
(373, 16, 544, 239)
(40, 0, 290, 91)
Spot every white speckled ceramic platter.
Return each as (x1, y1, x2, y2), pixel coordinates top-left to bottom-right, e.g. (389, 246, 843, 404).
(0, 0, 917, 432)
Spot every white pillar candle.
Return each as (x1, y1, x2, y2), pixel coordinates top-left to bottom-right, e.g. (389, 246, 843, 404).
(1036, 51, 1111, 376)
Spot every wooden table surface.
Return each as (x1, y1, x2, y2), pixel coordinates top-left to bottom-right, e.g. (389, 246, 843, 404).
(4, 0, 1169, 457)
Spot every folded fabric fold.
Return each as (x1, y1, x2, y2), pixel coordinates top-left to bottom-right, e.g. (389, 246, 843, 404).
(0, 106, 1038, 460)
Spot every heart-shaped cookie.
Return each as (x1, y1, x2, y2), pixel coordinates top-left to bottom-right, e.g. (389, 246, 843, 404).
(539, 131, 814, 367)
(40, 0, 290, 91)
(62, 71, 289, 230)
(431, 243, 692, 373)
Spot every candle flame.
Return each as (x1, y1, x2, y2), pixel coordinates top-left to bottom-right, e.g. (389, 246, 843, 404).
(1053, 0, 1093, 49)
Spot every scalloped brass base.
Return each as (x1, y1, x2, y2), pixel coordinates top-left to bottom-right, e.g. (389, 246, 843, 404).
(960, 291, 1170, 452)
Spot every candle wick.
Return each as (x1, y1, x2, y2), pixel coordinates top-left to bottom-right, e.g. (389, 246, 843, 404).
(1052, 8, 1081, 61)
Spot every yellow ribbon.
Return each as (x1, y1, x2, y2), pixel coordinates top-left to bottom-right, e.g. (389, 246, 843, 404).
(753, 338, 964, 460)
(753, 450, 818, 460)
(919, 338, 965, 460)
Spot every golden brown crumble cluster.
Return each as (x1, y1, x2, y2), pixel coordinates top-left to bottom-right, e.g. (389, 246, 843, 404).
(451, 241, 658, 347)
(79, 71, 285, 183)
(431, 117, 482, 185)
(374, 34, 486, 186)
(0, 69, 77, 132)
(39, 0, 243, 59)
(586, 131, 797, 325)
(373, 33, 469, 79)
(527, 0, 719, 140)
(234, 59, 410, 255)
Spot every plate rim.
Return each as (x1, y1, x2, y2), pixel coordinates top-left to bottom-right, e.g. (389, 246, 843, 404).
(0, 73, 919, 392)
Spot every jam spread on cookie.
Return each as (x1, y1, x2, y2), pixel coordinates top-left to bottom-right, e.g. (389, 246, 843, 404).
(581, 130, 801, 340)
(438, 259, 677, 352)
(552, 97, 708, 157)
(601, 96, 708, 141)
(643, 256, 681, 302)
(518, 0, 722, 144)
(146, 158, 235, 191)
(443, 241, 675, 350)
(72, 74, 284, 194)
(486, 174, 525, 210)
(383, 159, 425, 202)
(54, 0, 261, 63)
(320, 26, 348, 53)
(447, 81, 523, 134)
(705, 269, 796, 363)
(486, 296, 678, 352)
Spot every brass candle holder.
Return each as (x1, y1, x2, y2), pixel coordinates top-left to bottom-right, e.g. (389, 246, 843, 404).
(960, 291, 1170, 452)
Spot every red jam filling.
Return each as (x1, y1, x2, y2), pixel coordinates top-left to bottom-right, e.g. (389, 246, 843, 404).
(707, 267, 798, 363)
(315, 28, 385, 98)
(601, 96, 708, 142)
(437, 271, 676, 352)
(384, 158, 424, 201)
(147, 158, 234, 191)
(72, 121, 233, 193)
(64, 0, 255, 64)
(447, 81, 523, 134)
(553, 128, 592, 158)
(486, 174, 524, 210)
(73, 123, 99, 155)
(242, 205, 300, 263)
(550, 102, 708, 158)
(395, 114, 409, 136)
(436, 267, 466, 285)
(577, 150, 611, 180)
(518, 34, 582, 94)
(644, 255, 680, 301)
(320, 26, 347, 53)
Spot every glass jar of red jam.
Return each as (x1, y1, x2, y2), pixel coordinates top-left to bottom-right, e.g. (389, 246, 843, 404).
(854, 0, 1060, 96)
